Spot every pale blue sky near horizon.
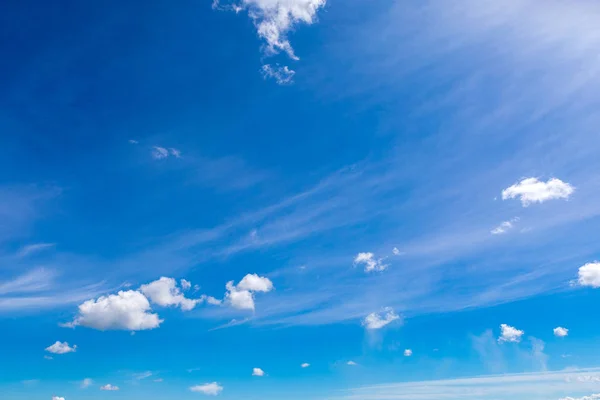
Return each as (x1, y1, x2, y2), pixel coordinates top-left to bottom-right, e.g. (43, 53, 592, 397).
(2, 1, 600, 399)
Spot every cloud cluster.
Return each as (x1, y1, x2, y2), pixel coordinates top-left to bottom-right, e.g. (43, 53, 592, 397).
(45, 341, 76, 354)
(362, 307, 401, 330)
(354, 252, 388, 273)
(498, 324, 524, 343)
(502, 177, 574, 206)
(225, 274, 274, 311)
(190, 382, 223, 395)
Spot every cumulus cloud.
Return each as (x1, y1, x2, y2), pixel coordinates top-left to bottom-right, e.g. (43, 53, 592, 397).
(100, 384, 119, 391)
(502, 177, 574, 206)
(80, 378, 93, 388)
(301, 363, 310, 368)
(216, 0, 326, 60)
(354, 252, 388, 273)
(66, 290, 162, 331)
(491, 217, 519, 235)
(554, 327, 569, 337)
(189, 382, 223, 395)
(45, 341, 76, 354)
(225, 274, 274, 311)
(140, 277, 201, 311)
(362, 307, 401, 330)
(252, 368, 265, 376)
(404, 349, 413, 357)
(498, 324, 524, 343)
(261, 64, 295, 85)
(578, 262, 600, 288)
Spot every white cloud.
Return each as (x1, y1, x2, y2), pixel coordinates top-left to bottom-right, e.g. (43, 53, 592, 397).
(128, 139, 138, 144)
(362, 307, 401, 330)
(502, 177, 574, 206)
(190, 382, 223, 395)
(347, 360, 358, 366)
(560, 395, 600, 400)
(45, 341, 76, 354)
(218, 0, 326, 60)
(554, 326, 569, 337)
(404, 349, 413, 357)
(100, 384, 119, 391)
(152, 146, 169, 160)
(301, 363, 310, 368)
(498, 324, 524, 343)
(491, 217, 519, 235)
(206, 296, 222, 305)
(133, 371, 153, 380)
(52, 397, 65, 400)
(181, 279, 192, 291)
(140, 277, 200, 311)
(81, 378, 93, 388)
(392, 247, 404, 256)
(237, 274, 274, 292)
(17, 242, 55, 257)
(354, 252, 388, 273)
(225, 274, 274, 311)
(261, 64, 295, 85)
(169, 148, 182, 158)
(44, 355, 53, 360)
(578, 262, 600, 288)
(67, 290, 162, 331)
(252, 367, 265, 376)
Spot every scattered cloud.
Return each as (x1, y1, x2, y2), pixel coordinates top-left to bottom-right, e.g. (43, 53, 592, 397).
(404, 349, 413, 357)
(530, 337, 548, 371)
(169, 148, 182, 158)
(236, 273, 274, 292)
(354, 252, 388, 273)
(362, 307, 401, 330)
(128, 139, 139, 144)
(132, 371, 153, 380)
(225, 274, 274, 311)
(392, 247, 404, 256)
(301, 363, 310, 368)
(151, 146, 169, 160)
(491, 217, 519, 235)
(154, 378, 164, 382)
(578, 262, 600, 288)
(498, 324, 524, 343)
(52, 397, 65, 400)
(252, 367, 265, 376)
(140, 277, 200, 311)
(347, 361, 358, 366)
(66, 290, 162, 331)
(559, 395, 600, 400)
(206, 296, 222, 305)
(554, 327, 569, 337)
(100, 384, 119, 391)
(502, 178, 574, 206)
(181, 279, 192, 291)
(261, 64, 295, 85)
(17, 242, 55, 257)
(190, 382, 223, 395)
(45, 341, 77, 354)
(81, 378, 93, 388)
(44, 355, 53, 360)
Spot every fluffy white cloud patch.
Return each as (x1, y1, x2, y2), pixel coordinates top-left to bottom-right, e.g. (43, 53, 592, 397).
(140, 277, 200, 311)
(181, 279, 192, 291)
(190, 382, 223, 395)
(252, 368, 265, 376)
(578, 262, 600, 288)
(45, 341, 76, 354)
(502, 177, 574, 206)
(354, 252, 388, 273)
(404, 349, 413, 357)
(67, 290, 162, 331)
(52, 397, 65, 400)
(100, 384, 119, 391)
(554, 327, 569, 337)
(80, 378, 93, 388)
(225, 274, 274, 311)
(216, 0, 326, 60)
(301, 363, 310, 368)
(498, 324, 524, 343)
(362, 307, 401, 330)
(491, 217, 519, 235)
(261, 64, 295, 85)
(347, 360, 358, 366)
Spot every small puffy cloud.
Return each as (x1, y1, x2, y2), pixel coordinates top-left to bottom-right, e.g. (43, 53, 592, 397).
(67, 290, 162, 331)
(152, 146, 169, 160)
(347, 361, 358, 366)
(502, 177, 574, 206)
(140, 277, 200, 311)
(237, 274, 274, 292)
(554, 327, 569, 337)
(301, 363, 310, 368)
(206, 296, 222, 305)
(100, 384, 119, 391)
(559, 395, 600, 400)
(404, 349, 413, 357)
(261, 64, 295, 85)
(491, 217, 519, 235)
(181, 279, 192, 291)
(392, 247, 404, 256)
(252, 368, 265, 376)
(45, 341, 77, 354)
(190, 382, 223, 395)
(81, 378, 93, 388)
(52, 397, 65, 400)
(578, 262, 600, 288)
(362, 307, 401, 330)
(354, 252, 388, 273)
(498, 324, 524, 343)
(225, 274, 274, 311)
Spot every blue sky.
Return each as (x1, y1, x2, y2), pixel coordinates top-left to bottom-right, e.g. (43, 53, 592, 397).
(2, 0, 600, 399)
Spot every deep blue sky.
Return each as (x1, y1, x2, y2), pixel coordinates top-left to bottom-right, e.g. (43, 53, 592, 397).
(2, 1, 600, 400)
